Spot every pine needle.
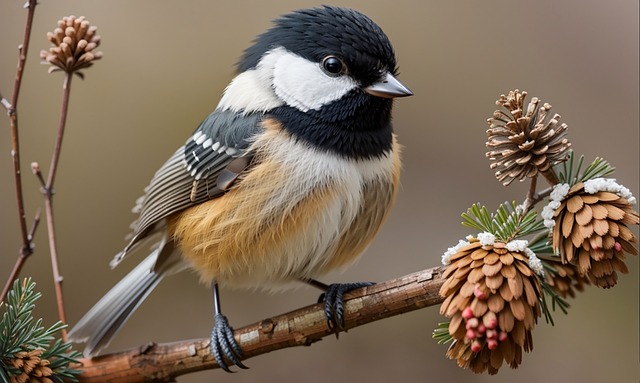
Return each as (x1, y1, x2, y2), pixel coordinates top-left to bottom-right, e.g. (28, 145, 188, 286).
(0, 278, 82, 382)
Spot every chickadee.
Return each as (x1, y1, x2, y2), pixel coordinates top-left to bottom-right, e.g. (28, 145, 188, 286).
(68, 5, 412, 371)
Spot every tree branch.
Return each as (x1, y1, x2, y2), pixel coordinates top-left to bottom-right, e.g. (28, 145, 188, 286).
(0, 0, 39, 303)
(76, 266, 445, 383)
(42, 72, 74, 339)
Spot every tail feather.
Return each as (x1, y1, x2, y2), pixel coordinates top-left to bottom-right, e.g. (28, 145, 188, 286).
(68, 239, 183, 357)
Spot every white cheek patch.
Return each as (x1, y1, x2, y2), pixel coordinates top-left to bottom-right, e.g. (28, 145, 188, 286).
(271, 49, 359, 112)
(217, 47, 359, 114)
(217, 70, 283, 114)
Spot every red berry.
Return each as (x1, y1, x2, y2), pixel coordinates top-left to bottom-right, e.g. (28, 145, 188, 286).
(471, 340, 482, 353)
(462, 307, 474, 320)
(466, 329, 476, 340)
(474, 285, 487, 300)
(483, 312, 498, 329)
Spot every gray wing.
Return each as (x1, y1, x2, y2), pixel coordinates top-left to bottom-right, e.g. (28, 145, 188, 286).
(111, 109, 262, 267)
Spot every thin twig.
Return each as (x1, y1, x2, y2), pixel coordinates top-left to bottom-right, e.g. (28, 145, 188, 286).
(0, 0, 39, 304)
(531, 186, 553, 205)
(522, 176, 538, 213)
(45, 73, 73, 193)
(42, 72, 74, 339)
(28, 207, 42, 242)
(1, 256, 28, 302)
(520, 176, 554, 215)
(31, 161, 47, 189)
(0, 209, 42, 301)
(75, 266, 445, 383)
(10, 0, 38, 255)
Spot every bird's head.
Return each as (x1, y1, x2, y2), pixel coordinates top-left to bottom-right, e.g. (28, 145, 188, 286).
(218, 6, 412, 116)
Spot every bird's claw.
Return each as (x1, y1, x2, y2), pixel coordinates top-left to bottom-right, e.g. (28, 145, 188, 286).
(319, 282, 374, 332)
(211, 313, 248, 372)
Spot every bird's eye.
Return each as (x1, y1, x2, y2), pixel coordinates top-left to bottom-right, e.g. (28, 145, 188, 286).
(321, 55, 345, 76)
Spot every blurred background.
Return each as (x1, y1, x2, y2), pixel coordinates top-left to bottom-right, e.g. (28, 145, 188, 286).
(1, 1, 638, 382)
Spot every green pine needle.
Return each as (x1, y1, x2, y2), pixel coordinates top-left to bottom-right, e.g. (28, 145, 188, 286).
(432, 322, 454, 345)
(527, 232, 554, 254)
(0, 278, 82, 382)
(537, 265, 571, 326)
(556, 150, 616, 185)
(462, 201, 546, 242)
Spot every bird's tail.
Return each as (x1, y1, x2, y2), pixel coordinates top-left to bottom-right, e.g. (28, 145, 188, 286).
(68, 238, 184, 357)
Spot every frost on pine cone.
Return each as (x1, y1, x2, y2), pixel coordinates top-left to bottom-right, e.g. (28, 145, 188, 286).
(548, 181, 639, 288)
(440, 238, 542, 374)
(486, 90, 571, 186)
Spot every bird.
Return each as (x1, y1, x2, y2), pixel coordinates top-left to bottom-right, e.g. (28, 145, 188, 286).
(67, 5, 412, 372)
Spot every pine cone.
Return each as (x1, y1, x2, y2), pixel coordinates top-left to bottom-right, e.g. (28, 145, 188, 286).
(486, 90, 571, 186)
(548, 180, 639, 288)
(543, 258, 589, 298)
(40, 15, 102, 75)
(7, 348, 54, 383)
(440, 237, 542, 374)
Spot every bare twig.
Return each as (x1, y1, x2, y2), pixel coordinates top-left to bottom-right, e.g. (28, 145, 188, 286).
(31, 161, 46, 189)
(74, 266, 445, 383)
(522, 176, 538, 213)
(0, 208, 42, 301)
(0, 0, 39, 303)
(45, 73, 73, 193)
(41, 72, 74, 339)
(521, 176, 554, 215)
(531, 185, 553, 205)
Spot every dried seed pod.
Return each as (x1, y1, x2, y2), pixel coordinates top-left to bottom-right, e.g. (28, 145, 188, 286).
(40, 15, 102, 76)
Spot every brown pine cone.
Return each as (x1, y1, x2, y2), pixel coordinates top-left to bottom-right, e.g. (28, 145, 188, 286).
(6, 348, 54, 383)
(545, 180, 639, 288)
(486, 90, 571, 186)
(542, 257, 589, 298)
(440, 236, 542, 374)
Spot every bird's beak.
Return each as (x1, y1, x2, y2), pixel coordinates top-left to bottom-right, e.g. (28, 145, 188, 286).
(364, 72, 413, 98)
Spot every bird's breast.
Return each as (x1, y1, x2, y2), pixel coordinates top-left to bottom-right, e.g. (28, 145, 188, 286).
(168, 119, 401, 288)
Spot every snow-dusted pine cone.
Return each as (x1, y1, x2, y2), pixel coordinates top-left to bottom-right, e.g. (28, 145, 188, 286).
(440, 236, 543, 374)
(544, 179, 639, 288)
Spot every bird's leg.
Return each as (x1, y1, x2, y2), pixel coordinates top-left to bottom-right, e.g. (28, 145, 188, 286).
(304, 279, 375, 332)
(210, 282, 248, 372)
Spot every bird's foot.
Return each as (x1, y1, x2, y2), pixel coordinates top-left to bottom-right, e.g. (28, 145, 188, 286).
(210, 313, 248, 372)
(318, 282, 374, 332)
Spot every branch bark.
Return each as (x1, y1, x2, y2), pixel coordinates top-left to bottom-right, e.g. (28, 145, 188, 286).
(76, 266, 445, 383)
(0, 0, 39, 303)
(42, 72, 74, 339)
